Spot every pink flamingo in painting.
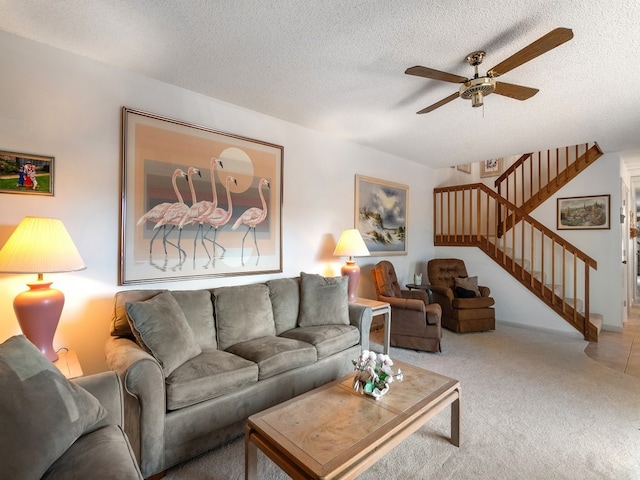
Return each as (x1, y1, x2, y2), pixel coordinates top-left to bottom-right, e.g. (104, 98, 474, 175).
(137, 168, 187, 255)
(155, 166, 200, 258)
(178, 158, 223, 259)
(202, 175, 237, 256)
(231, 177, 270, 264)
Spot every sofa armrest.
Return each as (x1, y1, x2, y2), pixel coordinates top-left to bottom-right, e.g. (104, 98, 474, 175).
(348, 303, 372, 351)
(105, 336, 166, 478)
(479, 285, 491, 297)
(73, 371, 124, 429)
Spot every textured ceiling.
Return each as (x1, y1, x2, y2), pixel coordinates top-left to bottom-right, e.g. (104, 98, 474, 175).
(1, 0, 639, 168)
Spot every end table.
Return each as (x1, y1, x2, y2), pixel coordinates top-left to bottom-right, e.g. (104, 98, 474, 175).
(53, 349, 83, 379)
(353, 298, 391, 354)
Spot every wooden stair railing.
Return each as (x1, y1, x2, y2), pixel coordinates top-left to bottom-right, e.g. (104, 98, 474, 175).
(495, 142, 603, 214)
(434, 183, 598, 341)
(494, 143, 603, 236)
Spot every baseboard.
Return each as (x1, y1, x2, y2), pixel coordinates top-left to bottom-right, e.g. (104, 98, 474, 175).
(496, 320, 584, 340)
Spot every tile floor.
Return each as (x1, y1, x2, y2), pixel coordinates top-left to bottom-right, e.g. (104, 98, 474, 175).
(584, 304, 640, 379)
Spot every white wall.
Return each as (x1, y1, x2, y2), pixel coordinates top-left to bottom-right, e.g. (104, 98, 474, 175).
(0, 31, 435, 374)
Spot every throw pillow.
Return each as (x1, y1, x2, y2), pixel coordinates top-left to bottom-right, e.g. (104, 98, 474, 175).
(172, 290, 216, 349)
(454, 276, 480, 297)
(455, 286, 477, 298)
(0, 335, 107, 479)
(213, 283, 276, 351)
(126, 291, 202, 376)
(267, 278, 300, 334)
(298, 272, 350, 327)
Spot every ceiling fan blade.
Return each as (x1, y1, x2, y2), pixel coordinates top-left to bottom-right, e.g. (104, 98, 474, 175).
(417, 92, 459, 114)
(487, 27, 573, 78)
(405, 66, 468, 84)
(494, 81, 539, 100)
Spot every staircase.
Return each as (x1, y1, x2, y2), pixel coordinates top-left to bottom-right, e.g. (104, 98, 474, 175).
(434, 142, 603, 341)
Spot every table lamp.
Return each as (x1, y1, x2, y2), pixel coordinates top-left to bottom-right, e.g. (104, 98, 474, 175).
(333, 229, 370, 302)
(0, 217, 86, 361)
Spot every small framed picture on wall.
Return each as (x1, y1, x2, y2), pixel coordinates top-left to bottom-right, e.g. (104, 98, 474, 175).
(0, 150, 54, 196)
(480, 158, 504, 177)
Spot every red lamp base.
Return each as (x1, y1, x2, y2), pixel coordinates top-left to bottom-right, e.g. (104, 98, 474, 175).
(341, 260, 360, 303)
(13, 279, 64, 362)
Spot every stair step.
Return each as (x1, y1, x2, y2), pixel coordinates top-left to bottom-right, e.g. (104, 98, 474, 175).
(589, 313, 603, 333)
(546, 284, 584, 313)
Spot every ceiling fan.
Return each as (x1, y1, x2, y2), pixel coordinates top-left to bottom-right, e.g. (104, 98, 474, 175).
(405, 27, 573, 114)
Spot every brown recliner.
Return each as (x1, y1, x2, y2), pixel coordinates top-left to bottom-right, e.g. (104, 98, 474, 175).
(427, 258, 495, 333)
(371, 261, 442, 353)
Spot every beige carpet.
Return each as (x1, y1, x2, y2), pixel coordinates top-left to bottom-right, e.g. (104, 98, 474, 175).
(166, 325, 640, 479)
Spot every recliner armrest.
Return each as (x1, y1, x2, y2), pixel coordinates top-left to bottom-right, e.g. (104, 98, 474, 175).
(479, 285, 491, 297)
(378, 295, 426, 312)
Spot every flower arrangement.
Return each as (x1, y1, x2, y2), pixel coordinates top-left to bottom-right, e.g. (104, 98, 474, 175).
(352, 350, 403, 399)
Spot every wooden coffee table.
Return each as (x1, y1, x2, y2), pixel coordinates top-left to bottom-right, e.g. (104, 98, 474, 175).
(245, 360, 460, 479)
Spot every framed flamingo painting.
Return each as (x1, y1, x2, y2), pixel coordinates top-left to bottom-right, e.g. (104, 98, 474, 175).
(120, 107, 283, 284)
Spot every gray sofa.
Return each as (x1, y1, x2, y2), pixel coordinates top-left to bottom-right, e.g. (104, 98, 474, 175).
(0, 335, 142, 480)
(105, 273, 372, 478)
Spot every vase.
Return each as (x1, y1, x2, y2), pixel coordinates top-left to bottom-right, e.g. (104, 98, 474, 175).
(414, 273, 423, 285)
(365, 385, 389, 400)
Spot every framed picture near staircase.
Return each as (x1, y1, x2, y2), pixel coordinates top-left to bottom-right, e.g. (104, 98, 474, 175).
(557, 194, 610, 230)
(480, 158, 503, 177)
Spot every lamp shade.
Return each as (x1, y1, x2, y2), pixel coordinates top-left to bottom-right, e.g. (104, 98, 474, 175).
(0, 217, 85, 361)
(333, 229, 370, 259)
(0, 217, 86, 274)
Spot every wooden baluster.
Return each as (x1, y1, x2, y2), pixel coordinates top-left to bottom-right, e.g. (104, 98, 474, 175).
(584, 262, 590, 340)
(573, 254, 578, 327)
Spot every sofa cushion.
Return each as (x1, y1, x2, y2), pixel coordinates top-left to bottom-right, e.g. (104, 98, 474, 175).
(226, 336, 317, 380)
(281, 325, 360, 359)
(0, 335, 107, 480)
(267, 277, 300, 334)
(171, 290, 216, 349)
(298, 272, 349, 327)
(165, 348, 259, 410)
(213, 284, 276, 350)
(42, 425, 142, 480)
(126, 291, 202, 376)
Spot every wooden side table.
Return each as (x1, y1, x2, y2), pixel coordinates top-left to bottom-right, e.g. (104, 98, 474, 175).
(353, 298, 391, 354)
(53, 349, 84, 379)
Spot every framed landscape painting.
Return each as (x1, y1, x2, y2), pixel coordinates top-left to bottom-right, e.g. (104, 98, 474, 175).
(557, 194, 610, 230)
(355, 175, 408, 255)
(120, 107, 283, 284)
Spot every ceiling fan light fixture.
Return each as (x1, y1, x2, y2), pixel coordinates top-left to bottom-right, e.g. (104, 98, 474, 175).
(459, 77, 495, 107)
(471, 91, 483, 108)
